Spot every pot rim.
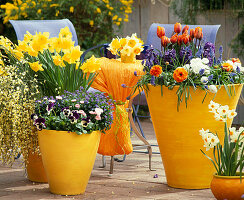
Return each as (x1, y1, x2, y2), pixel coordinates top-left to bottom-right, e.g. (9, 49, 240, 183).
(213, 173, 244, 179)
(148, 83, 244, 88)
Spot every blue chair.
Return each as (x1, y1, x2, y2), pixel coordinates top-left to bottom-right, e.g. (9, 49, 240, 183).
(10, 19, 79, 46)
(132, 23, 221, 141)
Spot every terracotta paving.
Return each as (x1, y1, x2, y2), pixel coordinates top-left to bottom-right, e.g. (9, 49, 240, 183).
(0, 120, 215, 200)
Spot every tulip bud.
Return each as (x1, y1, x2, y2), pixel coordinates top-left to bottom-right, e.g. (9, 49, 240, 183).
(194, 27, 202, 39)
(170, 34, 178, 44)
(182, 25, 189, 34)
(157, 26, 165, 38)
(190, 29, 195, 38)
(161, 36, 170, 47)
(174, 23, 182, 34)
(177, 35, 183, 46)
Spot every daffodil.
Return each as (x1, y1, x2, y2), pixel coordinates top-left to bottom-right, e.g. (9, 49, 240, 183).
(70, 46, 83, 63)
(29, 61, 44, 72)
(59, 27, 72, 39)
(80, 55, 101, 73)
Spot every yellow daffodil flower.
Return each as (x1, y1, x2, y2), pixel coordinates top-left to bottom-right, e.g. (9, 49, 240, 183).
(80, 55, 101, 73)
(29, 61, 44, 72)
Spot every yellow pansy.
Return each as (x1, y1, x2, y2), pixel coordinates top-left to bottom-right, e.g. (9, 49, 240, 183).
(70, 46, 83, 62)
(112, 15, 118, 21)
(116, 22, 120, 26)
(55, 10, 59, 16)
(37, 9, 41, 14)
(80, 55, 101, 73)
(69, 6, 74, 13)
(29, 61, 44, 72)
(124, 18, 129, 22)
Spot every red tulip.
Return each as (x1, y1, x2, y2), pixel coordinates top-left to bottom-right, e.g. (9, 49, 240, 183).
(194, 27, 202, 39)
(182, 25, 189, 34)
(174, 23, 182, 34)
(161, 36, 170, 47)
(157, 26, 165, 38)
(190, 29, 195, 38)
(170, 34, 178, 44)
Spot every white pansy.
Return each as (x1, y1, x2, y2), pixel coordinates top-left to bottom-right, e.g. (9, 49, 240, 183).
(49, 99, 56, 103)
(71, 99, 77, 102)
(200, 76, 208, 84)
(183, 64, 190, 72)
(209, 85, 217, 93)
(202, 58, 209, 64)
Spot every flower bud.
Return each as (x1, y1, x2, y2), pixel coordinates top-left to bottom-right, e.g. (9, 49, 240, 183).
(161, 36, 170, 47)
(157, 26, 165, 38)
(182, 25, 189, 34)
(194, 27, 202, 39)
(170, 34, 178, 44)
(190, 29, 195, 38)
(174, 23, 182, 34)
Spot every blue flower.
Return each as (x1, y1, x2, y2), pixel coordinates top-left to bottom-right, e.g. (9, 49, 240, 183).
(150, 76, 155, 86)
(134, 71, 138, 76)
(199, 69, 205, 75)
(230, 73, 237, 77)
(208, 75, 213, 81)
(236, 66, 241, 73)
(121, 84, 127, 88)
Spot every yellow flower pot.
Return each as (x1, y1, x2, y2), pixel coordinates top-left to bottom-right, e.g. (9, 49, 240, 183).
(121, 54, 136, 63)
(211, 174, 244, 200)
(146, 84, 243, 189)
(26, 152, 48, 183)
(38, 130, 101, 195)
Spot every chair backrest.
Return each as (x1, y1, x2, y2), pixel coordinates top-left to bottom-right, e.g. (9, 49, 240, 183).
(9, 19, 78, 46)
(146, 23, 221, 50)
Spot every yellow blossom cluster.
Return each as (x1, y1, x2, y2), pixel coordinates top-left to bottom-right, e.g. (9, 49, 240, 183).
(108, 33, 144, 57)
(0, 59, 40, 166)
(16, 27, 83, 72)
(0, 0, 60, 24)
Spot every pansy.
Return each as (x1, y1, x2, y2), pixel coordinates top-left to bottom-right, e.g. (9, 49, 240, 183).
(81, 117, 90, 127)
(34, 118, 46, 131)
(62, 107, 71, 116)
(56, 96, 62, 100)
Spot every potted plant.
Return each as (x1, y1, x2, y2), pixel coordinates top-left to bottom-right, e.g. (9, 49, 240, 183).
(200, 101, 244, 200)
(32, 88, 113, 195)
(133, 23, 244, 189)
(91, 34, 145, 156)
(0, 27, 102, 183)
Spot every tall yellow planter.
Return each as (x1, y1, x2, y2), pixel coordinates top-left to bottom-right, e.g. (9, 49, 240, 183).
(146, 84, 243, 189)
(38, 130, 101, 195)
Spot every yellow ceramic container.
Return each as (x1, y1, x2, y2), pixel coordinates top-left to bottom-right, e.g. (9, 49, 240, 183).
(211, 174, 244, 200)
(146, 84, 243, 189)
(38, 130, 101, 195)
(26, 152, 48, 183)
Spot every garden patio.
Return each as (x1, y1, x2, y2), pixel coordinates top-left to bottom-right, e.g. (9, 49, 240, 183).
(0, 119, 215, 200)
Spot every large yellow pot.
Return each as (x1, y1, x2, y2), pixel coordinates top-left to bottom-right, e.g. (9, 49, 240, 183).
(38, 130, 101, 195)
(210, 174, 244, 200)
(146, 84, 243, 189)
(26, 152, 48, 183)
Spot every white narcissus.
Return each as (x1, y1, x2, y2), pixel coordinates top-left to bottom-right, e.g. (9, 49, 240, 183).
(208, 100, 220, 113)
(209, 85, 217, 93)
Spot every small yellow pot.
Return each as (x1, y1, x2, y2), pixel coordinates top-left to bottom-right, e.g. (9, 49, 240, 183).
(120, 54, 136, 63)
(146, 84, 243, 189)
(211, 174, 244, 200)
(38, 130, 101, 195)
(26, 152, 48, 183)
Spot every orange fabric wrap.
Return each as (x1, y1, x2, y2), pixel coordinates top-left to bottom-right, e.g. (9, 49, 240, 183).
(92, 57, 144, 156)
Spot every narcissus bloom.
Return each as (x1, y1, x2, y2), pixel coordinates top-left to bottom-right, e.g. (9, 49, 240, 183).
(80, 55, 101, 73)
(29, 61, 44, 72)
(150, 65, 163, 77)
(173, 67, 188, 82)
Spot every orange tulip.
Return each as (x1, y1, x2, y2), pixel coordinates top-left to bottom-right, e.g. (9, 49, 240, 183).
(190, 29, 195, 38)
(182, 34, 189, 45)
(182, 25, 189, 34)
(174, 23, 182, 34)
(194, 27, 202, 39)
(157, 26, 165, 38)
(177, 35, 183, 46)
(161, 36, 170, 47)
(170, 34, 178, 44)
